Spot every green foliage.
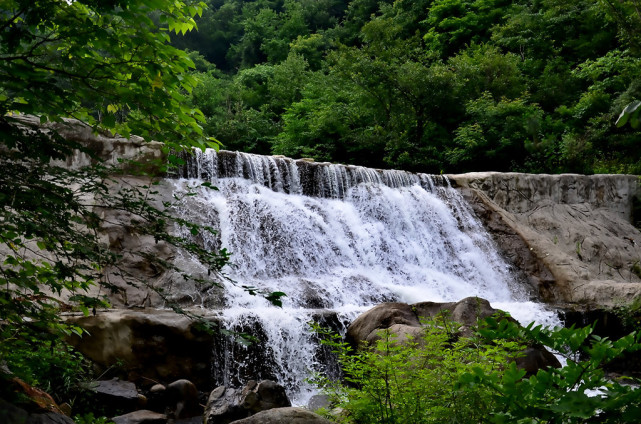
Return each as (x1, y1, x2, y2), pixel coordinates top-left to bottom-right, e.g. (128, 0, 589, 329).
(0, 1, 278, 410)
(73, 414, 114, 424)
(312, 315, 524, 424)
(0, 339, 92, 408)
(616, 100, 641, 128)
(314, 316, 641, 423)
(181, 0, 641, 175)
(1, 0, 217, 151)
(477, 317, 641, 423)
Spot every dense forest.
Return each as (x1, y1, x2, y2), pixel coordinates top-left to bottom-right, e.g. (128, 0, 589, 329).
(173, 0, 641, 174)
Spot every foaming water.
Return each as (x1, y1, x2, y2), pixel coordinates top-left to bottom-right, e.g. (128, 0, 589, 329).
(170, 150, 561, 405)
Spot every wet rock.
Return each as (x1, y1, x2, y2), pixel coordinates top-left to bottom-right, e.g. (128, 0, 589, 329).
(229, 407, 333, 424)
(203, 386, 247, 424)
(307, 394, 331, 412)
(111, 410, 167, 424)
(516, 347, 562, 376)
(347, 297, 503, 347)
(166, 379, 199, 419)
(203, 380, 291, 424)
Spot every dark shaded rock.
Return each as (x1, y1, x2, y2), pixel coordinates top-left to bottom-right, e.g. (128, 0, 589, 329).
(0, 399, 75, 424)
(66, 310, 217, 388)
(111, 410, 167, 424)
(146, 384, 167, 413)
(0, 398, 30, 424)
(204, 380, 291, 424)
(91, 378, 139, 415)
(516, 347, 562, 376)
(27, 413, 76, 424)
(166, 379, 199, 419)
(7, 377, 66, 415)
(174, 417, 202, 424)
(203, 386, 247, 424)
(245, 380, 290, 413)
(229, 407, 333, 424)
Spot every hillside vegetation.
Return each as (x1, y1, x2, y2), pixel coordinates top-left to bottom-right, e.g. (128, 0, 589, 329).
(176, 0, 641, 174)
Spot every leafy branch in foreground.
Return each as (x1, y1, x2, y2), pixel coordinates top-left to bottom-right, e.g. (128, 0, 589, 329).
(0, 0, 282, 411)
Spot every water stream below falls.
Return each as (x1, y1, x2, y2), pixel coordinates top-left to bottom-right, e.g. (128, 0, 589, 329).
(170, 150, 561, 405)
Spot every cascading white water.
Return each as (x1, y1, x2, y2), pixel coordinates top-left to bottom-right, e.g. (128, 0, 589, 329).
(171, 149, 561, 405)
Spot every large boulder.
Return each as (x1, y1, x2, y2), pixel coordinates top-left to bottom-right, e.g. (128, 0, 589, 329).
(345, 302, 420, 348)
(229, 407, 333, 424)
(66, 310, 217, 388)
(203, 380, 291, 424)
(346, 297, 505, 348)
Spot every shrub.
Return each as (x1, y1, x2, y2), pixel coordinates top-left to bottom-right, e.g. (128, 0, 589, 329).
(314, 314, 641, 423)
(312, 315, 524, 424)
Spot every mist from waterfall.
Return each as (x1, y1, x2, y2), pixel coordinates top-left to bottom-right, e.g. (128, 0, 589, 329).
(171, 149, 561, 405)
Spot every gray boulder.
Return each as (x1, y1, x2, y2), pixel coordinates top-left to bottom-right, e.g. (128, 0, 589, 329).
(229, 407, 333, 424)
(204, 380, 291, 424)
(346, 297, 502, 348)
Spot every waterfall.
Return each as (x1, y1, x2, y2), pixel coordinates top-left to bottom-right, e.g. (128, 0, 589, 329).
(171, 149, 561, 405)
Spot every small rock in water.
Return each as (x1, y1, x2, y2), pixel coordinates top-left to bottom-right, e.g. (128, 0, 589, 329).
(307, 394, 331, 412)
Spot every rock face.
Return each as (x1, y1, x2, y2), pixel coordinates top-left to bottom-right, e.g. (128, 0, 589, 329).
(347, 297, 560, 374)
(203, 380, 291, 424)
(66, 310, 217, 388)
(449, 173, 641, 308)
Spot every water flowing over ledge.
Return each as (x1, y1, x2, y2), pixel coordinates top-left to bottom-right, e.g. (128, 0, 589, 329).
(169, 150, 561, 405)
(172, 149, 448, 198)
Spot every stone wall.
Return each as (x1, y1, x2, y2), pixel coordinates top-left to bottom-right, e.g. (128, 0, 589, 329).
(449, 172, 641, 308)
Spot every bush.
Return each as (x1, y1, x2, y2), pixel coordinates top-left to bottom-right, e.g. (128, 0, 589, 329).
(312, 315, 524, 424)
(314, 314, 641, 423)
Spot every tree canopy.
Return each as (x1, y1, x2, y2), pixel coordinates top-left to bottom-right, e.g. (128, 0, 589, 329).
(178, 0, 641, 174)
